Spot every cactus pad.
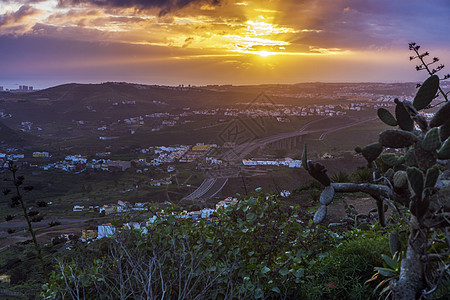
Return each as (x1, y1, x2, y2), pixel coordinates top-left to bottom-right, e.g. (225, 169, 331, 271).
(395, 99, 414, 131)
(313, 205, 327, 224)
(407, 167, 424, 199)
(377, 108, 397, 126)
(413, 75, 439, 110)
(413, 114, 428, 132)
(379, 129, 417, 148)
(430, 101, 450, 128)
(403, 100, 419, 117)
(389, 232, 402, 255)
(424, 165, 440, 189)
(302, 143, 308, 171)
(404, 149, 417, 166)
(385, 168, 395, 178)
(421, 127, 441, 151)
(381, 153, 400, 166)
(308, 162, 331, 186)
(319, 185, 335, 206)
(437, 137, 450, 159)
(393, 170, 408, 188)
(439, 119, 450, 142)
(411, 195, 431, 220)
(361, 143, 383, 164)
(414, 142, 438, 170)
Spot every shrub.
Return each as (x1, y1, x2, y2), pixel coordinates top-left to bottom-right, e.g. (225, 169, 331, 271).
(301, 233, 389, 300)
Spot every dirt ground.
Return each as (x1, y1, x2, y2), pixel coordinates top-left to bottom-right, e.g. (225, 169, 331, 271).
(325, 196, 394, 226)
(0, 216, 96, 250)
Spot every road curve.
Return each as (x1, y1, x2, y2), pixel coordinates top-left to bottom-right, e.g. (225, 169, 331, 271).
(183, 116, 376, 200)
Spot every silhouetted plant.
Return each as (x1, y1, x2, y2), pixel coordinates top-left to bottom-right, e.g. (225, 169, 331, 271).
(331, 171, 350, 183)
(5, 214, 15, 221)
(3, 161, 49, 282)
(303, 43, 449, 299)
(37, 200, 47, 207)
(48, 221, 61, 227)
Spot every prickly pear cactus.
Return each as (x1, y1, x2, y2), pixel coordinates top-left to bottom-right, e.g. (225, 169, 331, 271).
(319, 185, 335, 206)
(389, 232, 402, 255)
(307, 162, 331, 186)
(438, 137, 450, 159)
(424, 165, 440, 190)
(439, 119, 450, 141)
(394, 99, 414, 131)
(360, 143, 383, 165)
(413, 74, 439, 110)
(404, 149, 417, 166)
(421, 127, 441, 151)
(430, 101, 450, 128)
(385, 168, 395, 178)
(304, 74, 449, 225)
(302, 143, 308, 171)
(379, 129, 417, 148)
(393, 171, 408, 188)
(313, 205, 327, 224)
(407, 167, 424, 199)
(378, 108, 398, 126)
(381, 153, 401, 167)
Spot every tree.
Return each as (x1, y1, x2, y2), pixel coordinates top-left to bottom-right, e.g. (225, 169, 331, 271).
(302, 43, 449, 299)
(3, 161, 49, 282)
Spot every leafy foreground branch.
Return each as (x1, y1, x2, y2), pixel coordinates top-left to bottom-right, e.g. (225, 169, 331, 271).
(303, 44, 449, 299)
(43, 192, 393, 300)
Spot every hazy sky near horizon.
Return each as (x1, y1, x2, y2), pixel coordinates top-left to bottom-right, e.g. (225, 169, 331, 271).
(1, 0, 450, 89)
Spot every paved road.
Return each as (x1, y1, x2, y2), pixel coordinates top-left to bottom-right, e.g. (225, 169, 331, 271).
(183, 116, 376, 200)
(317, 117, 378, 140)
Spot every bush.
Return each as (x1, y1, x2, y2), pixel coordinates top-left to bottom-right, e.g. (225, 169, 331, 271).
(301, 233, 389, 300)
(331, 171, 350, 183)
(43, 193, 345, 299)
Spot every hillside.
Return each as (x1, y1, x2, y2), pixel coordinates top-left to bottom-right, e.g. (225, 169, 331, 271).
(0, 120, 33, 148)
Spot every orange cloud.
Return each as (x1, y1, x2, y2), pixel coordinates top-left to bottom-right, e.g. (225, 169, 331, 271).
(0, 4, 43, 34)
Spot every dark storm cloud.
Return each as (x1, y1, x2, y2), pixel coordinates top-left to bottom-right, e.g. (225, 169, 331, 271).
(57, 0, 222, 16)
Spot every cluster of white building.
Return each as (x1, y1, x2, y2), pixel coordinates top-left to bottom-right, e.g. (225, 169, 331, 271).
(39, 155, 131, 172)
(141, 145, 190, 165)
(242, 158, 302, 168)
(112, 100, 136, 106)
(92, 191, 291, 241)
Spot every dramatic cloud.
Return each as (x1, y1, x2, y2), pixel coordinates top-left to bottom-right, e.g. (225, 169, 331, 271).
(0, 4, 43, 34)
(0, 5, 40, 26)
(0, 0, 450, 88)
(57, 0, 222, 15)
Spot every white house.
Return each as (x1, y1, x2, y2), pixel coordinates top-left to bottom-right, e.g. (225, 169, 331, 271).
(98, 224, 116, 239)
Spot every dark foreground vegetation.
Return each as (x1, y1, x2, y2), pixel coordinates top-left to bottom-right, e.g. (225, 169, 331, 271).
(42, 193, 394, 299)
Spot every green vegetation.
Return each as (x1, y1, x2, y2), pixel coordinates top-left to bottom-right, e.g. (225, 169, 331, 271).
(0, 165, 205, 220)
(302, 43, 450, 299)
(42, 193, 390, 300)
(1, 44, 448, 300)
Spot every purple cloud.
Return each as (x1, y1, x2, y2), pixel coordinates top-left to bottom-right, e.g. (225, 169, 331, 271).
(57, 0, 221, 16)
(0, 5, 41, 27)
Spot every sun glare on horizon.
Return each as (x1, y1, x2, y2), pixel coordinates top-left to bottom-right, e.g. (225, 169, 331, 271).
(256, 50, 272, 57)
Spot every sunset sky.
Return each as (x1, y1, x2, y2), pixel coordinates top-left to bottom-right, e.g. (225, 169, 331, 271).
(1, 0, 450, 89)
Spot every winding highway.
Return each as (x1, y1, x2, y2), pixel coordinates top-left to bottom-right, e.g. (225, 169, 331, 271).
(183, 116, 376, 200)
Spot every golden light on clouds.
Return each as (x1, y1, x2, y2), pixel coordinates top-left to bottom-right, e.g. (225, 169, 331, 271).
(0, 0, 348, 59)
(3, 0, 448, 87)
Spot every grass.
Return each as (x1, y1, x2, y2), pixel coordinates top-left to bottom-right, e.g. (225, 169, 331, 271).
(0, 164, 206, 220)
